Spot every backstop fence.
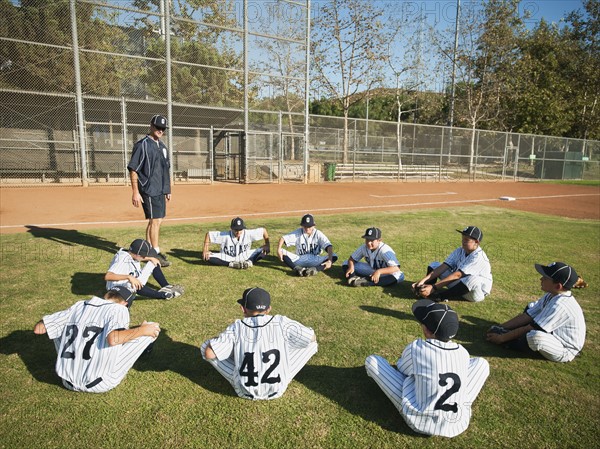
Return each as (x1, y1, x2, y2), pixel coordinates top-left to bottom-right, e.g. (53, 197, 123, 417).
(1, 0, 598, 186)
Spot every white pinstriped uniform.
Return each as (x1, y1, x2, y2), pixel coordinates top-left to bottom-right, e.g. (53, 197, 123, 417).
(201, 314, 317, 400)
(430, 246, 493, 302)
(525, 291, 586, 362)
(280, 228, 335, 267)
(345, 241, 405, 282)
(43, 297, 154, 393)
(366, 339, 489, 437)
(207, 228, 265, 263)
(106, 249, 156, 290)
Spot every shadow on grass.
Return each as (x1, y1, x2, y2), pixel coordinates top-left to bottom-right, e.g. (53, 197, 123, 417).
(134, 329, 233, 397)
(360, 306, 535, 360)
(25, 226, 119, 254)
(0, 330, 64, 387)
(168, 248, 203, 265)
(71, 272, 106, 297)
(296, 365, 425, 436)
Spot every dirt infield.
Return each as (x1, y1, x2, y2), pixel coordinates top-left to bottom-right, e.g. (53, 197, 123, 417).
(1, 181, 598, 233)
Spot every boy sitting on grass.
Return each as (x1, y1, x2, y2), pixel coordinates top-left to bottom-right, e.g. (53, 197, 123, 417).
(486, 262, 586, 362)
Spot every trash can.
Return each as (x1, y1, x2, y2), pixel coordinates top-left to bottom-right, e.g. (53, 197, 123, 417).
(325, 163, 336, 181)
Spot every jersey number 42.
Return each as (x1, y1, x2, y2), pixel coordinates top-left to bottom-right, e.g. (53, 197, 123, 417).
(239, 350, 281, 387)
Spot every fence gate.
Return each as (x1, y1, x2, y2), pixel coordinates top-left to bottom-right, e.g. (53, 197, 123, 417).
(213, 131, 242, 182)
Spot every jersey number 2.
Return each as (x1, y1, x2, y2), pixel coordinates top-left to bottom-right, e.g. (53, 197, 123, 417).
(239, 350, 281, 387)
(434, 372, 461, 413)
(60, 324, 104, 360)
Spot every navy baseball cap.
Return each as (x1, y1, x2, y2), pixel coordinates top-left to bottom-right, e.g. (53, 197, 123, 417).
(150, 115, 168, 129)
(301, 214, 316, 227)
(535, 262, 579, 290)
(362, 227, 382, 240)
(128, 239, 158, 257)
(457, 226, 483, 242)
(412, 299, 459, 341)
(108, 285, 135, 304)
(230, 217, 246, 231)
(237, 287, 271, 311)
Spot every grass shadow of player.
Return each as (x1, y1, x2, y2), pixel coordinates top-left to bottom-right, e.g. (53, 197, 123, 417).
(71, 272, 106, 297)
(25, 225, 119, 254)
(359, 305, 411, 321)
(167, 248, 203, 265)
(296, 365, 424, 436)
(133, 329, 233, 397)
(458, 314, 538, 360)
(0, 329, 64, 387)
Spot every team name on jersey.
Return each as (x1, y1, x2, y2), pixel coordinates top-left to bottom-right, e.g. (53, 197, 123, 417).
(297, 242, 320, 256)
(223, 243, 252, 257)
(366, 257, 387, 269)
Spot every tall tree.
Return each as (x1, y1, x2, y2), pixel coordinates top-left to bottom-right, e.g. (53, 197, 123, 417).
(436, 0, 523, 171)
(311, 0, 388, 163)
(565, 0, 600, 141)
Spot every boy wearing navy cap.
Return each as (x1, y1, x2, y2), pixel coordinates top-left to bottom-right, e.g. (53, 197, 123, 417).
(366, 299, 489, 437)
(487, 262, 587, 362)
(412, 225, 493, 302)
(201, 287, 317, 399)
(343, 227, 405, 287)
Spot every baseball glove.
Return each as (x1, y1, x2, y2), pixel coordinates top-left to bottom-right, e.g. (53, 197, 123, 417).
(572, 276, 588, 289)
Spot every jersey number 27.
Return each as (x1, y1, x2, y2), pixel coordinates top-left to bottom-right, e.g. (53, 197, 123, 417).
(239, 350, 281, 387)
(60, 324, 104, 361)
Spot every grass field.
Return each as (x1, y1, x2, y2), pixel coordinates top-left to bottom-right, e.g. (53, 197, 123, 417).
(1, 206, 598, 448)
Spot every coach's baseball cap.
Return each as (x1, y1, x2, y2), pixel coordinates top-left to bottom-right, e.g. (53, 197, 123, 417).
(535, 262, 579, 290)
(300, 214, 316, 227)
(108, 285, 135, 305)
(362, 227, 382, 240)
(129, 239, 158, 258)
(412, 299, 459, 341)
(230, 217, 246, 231)
(237, 287, 271, 311)
(150, 114, 168, 129)
(457, 225, 483, 242)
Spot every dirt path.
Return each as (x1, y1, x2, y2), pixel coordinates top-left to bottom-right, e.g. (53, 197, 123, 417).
(1, 181, 598, 233)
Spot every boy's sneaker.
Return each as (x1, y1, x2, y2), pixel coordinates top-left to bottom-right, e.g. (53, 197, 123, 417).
(304, 267, 318, 276)
(488, 325, 509, 335)
(156, 253, 171, 267)
(351, 277, 372, 287)
(158, 285, 182, 299)
(347, 275, 361, 286)
(229, 261, 243, 269)
(293, 266, 306, 276)
(242, 260, 253, 269)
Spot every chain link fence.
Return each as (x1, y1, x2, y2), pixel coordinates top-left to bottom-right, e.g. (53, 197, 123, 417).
(1, 1, 598, 186)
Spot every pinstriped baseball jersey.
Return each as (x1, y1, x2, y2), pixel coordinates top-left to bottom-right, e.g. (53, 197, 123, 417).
(526, 291, 586, 358)
(207, 228, 265, 262)
(106, 249, 155, 290)
(282, 228, 331, 257)
(43, 297, 151, 393)
(350, 241, 400, 270)
(365, 343, 489, 437)
(208, 314, 317, 400)
(444, 246, 493, 293)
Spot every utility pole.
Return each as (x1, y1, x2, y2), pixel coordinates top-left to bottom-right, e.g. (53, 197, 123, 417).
(448, 0, 460, 163)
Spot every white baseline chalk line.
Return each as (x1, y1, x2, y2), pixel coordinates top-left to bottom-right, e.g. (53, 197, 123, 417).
(1, 192, 598, 230)
(370, 191, 457, 198)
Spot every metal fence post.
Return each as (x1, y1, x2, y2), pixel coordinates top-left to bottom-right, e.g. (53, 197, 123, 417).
(121, 96, 128, 185)
(70, 0, 88, 186)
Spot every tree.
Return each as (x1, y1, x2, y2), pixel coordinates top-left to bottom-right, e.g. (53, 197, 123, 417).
(311, 0, 389, 163)
(436, 0, 523, 171)
(565, 0, 600, 140)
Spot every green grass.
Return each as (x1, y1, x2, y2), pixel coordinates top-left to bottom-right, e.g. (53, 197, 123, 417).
(540, 179, 600, 186)
(1, 207, 599, 448)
